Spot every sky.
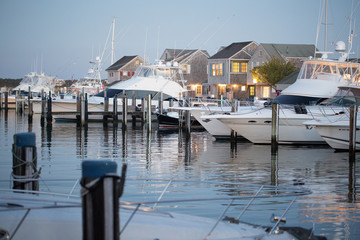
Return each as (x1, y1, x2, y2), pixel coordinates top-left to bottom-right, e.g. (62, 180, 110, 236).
(0, 0, 359, 80)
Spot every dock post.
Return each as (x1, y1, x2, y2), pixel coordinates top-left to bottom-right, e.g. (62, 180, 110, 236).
(146, 94, 152, 132)
(169, 98, 173, 109)
(131, 91, 136, 112)
(122, 97, 128, 129)
(349, 105, 357, 158)
(230, 99, 238, 142)
(80, 92, 86, 126)
(81, 161, 127, 240)
(4, 91, 9, 112)
(113, 94, 118, 124)
(85, 93, 88, 123)
(158, 91, 163, 114)
(12, 132, 39, 191)
(141, 98, 146, 124)
(46, 91, 52, 123)
(184, 97, 191, 135)
(104, 89, 109, 123)
(40, 90, 46, 126)
(28, 86, 33, 123)
(0, 92, 2, 110)
(271, 103, 279, 151)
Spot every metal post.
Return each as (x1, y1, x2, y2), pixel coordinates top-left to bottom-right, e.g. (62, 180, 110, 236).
(349, 105, 357, 158)
(122, 97, 128, 129)
(81, 161, 127, 240)
(271, 103, 279, 150)
(146, 94, 152, 132)
(12, 132, 39, 191)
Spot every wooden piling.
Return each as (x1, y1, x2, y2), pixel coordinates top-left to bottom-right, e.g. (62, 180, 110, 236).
(271, 103, 279, 150)
(12, 132, 39, 191)
(146, 94, 152, 132)
(46, 91, 52, 123)
(184, 97, 191, 135)
(80, 92, 86, 126)
(113, 94, 118, 123)
(81, 161, 126, 240)
(230, 99, 238, 141)
(4, 91, 8, 112)
(122, 97, 128, 129)
(349, 105, 357, 157)
(28, 87, 33, 123)
(104, 89, 109, 123)
(41, 90, 46, 126)
(141, 98, 146, 124)
(158, 92, 163, 114)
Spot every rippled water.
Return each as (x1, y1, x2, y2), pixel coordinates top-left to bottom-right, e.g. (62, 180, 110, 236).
(1, 110, 360, 239)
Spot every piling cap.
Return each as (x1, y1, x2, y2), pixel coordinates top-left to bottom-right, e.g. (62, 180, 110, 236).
(13, 132, 36, 147)
(82, 160, 117, 178)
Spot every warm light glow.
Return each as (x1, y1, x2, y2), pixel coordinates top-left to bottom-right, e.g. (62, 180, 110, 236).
(241, 86, 246, 91)
(253, 78, 257, 83)
(232, 84, 238, 88)
(218, 84, 226, 87)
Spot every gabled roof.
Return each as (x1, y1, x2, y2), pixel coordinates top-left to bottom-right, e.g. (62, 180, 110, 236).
(261, 44, 316, 59)
(161, 49, 209, 62)
(209, 41, 253, 59)
(106, 56, 140, 71)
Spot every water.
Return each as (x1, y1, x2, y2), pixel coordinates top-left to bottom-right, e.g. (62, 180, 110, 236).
(1, 110, 360, 239)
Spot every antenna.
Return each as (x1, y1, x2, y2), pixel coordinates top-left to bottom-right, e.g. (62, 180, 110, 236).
(111, 17, 115, 65)
(144, 27, 148, 64)
(157, 26, 160, 60)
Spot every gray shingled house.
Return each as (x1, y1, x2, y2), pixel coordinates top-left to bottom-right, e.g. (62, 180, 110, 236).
(207, 41, 258, 100)
(160, 49, 209, 98)
(248, 44, 316, 100)
(105, 56, 144, 84)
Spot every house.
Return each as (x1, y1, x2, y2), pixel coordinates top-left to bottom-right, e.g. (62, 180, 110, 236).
(160, 49, 209, 98)
(105, 56, 144, 84)
(248, 44, 316, 100)
(207, 41, 259, 100)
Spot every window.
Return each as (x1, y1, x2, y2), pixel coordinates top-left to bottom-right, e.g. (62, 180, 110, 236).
(263, 86, 270, 98)
(232, 62, 240, 73)
(241, 62, 247, 72)
(249, 86, 255, 96)
(211, 63, 223, 76)
(135, 61, 139, 64)
(120, 72, 123, 76)
(196, 85, 202, 95)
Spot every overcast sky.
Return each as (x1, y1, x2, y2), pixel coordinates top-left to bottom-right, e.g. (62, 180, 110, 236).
(0, 0, 359, 80)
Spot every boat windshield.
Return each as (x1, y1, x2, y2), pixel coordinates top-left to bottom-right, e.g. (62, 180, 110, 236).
(320, 87, 360, 106)
(298, 61, 360, 83)
(134, 66, 174, 79)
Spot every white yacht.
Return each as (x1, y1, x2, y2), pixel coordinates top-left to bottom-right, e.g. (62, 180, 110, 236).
(303, 85, 360, 150)
(202, 43, 360, 144)
(12, 71, 57, 97)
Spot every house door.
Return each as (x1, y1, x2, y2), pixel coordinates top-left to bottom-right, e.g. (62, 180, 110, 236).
(248, 85, 255, 100)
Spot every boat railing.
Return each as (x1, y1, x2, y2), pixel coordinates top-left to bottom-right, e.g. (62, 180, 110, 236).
(0, 177, 311, 238)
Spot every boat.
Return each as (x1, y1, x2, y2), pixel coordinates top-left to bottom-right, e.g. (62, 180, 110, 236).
(156, 111, 203, 130)
(0, 176, 322, 240)
(12, 71, 57, 97)
(31, 61, 187, 121)
(303, 85, 360, 150)
(67, 56, 104, 95)
(202, 46, 360, 144)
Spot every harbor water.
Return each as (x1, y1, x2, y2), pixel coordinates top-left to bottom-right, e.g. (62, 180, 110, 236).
(1, 110, 360, 239)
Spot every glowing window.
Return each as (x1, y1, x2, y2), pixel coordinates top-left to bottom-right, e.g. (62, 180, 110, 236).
(241, 62, 247, 72)
(233, 62, 240, 73)
(212, 63, 223, 76)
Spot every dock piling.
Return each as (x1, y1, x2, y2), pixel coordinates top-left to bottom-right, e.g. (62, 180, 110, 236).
(12, 132, 39, 191)
(122, 97, 128, 129)
(271, 103, 279, 151)
(81, 161, 127, 240)
(28, 87, 33, 123)
(46, 91, 52, 123)
(146, 94, 152, 132)
(349, 105, 357, 158)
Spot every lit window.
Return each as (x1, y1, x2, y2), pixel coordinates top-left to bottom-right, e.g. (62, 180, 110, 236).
(241, 62, 247, 72)
(263, 86, 270, 98)
(233, 62, 240, 73)
(136, 61, 139, 64)
(249, 86, 255, 96)
(241, 86, 246, 91)
(196, 85, 202, 95)
(211, 63, 223, 76)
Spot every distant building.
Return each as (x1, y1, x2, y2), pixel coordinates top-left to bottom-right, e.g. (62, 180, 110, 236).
(207, 41, 258, 99)
(160, 49, 209, 98)
(105, 56, 144, 84)
(248, 44, 316, 100)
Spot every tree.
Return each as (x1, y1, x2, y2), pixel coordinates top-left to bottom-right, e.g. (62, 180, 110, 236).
(250, 56, 297, 89)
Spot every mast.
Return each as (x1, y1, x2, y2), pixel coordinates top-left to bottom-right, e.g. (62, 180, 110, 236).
(111, 17, 115, 65)
(324, 0, 328, 52)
